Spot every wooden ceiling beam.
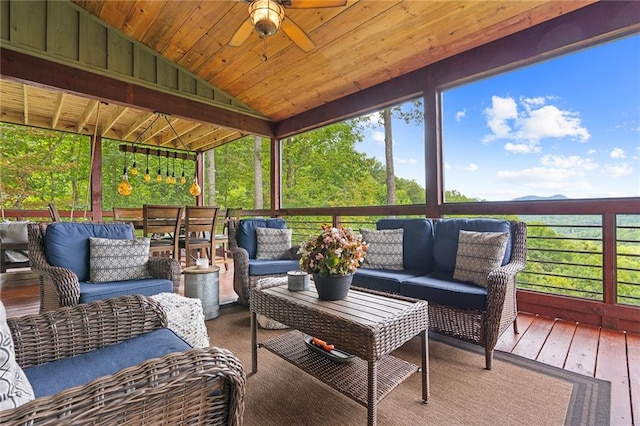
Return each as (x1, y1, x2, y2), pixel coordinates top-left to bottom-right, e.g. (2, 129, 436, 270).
(0, 48, 275, 138)
(102, 105, 128, 134)
(157, 121, 201, 148)
(138, 117, 173, 144)
(76, 99, 99, 133)
(51, 92, 65, 128)
(119, 112, 154, 140)
(22, 85, 28, 125)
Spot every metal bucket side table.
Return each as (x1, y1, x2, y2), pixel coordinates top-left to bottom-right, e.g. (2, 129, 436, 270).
(183, 266, 220, 320)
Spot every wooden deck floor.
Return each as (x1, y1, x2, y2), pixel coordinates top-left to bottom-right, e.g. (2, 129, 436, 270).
(1, 266, 638, 425)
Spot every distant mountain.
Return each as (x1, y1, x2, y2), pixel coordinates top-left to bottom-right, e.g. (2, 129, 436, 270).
(512, 194, 569, 202)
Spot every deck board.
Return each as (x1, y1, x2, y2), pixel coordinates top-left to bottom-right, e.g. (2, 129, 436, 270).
(495, 311, 535, 352)
(627, 332, 640, 426)
(535, 319, 577, 368)
(510, 315, 555, 360)
(563, 323, 600, 377)
(596, 328, 632, 425)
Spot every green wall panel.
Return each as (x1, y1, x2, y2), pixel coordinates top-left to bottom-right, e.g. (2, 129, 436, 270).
(47, 1, 79, 61)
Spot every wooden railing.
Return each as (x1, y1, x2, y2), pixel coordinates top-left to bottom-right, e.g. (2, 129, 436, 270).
(3, 197, 639, 332)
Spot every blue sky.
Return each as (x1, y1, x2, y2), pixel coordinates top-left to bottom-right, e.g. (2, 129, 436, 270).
(356, 34, 640, 201)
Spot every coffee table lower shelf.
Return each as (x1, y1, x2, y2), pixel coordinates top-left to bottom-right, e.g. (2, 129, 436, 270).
(260, 330, 419, 407)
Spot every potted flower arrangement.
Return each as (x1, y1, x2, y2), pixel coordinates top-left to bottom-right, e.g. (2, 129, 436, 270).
(298, 225, 368, 300)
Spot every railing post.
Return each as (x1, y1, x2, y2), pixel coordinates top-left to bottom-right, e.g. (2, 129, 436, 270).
(602, 212, 618, 329)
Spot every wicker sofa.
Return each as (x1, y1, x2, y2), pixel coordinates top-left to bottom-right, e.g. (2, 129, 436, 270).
(28, 222, 181, 312)
(352, 218, 527, 370)
(0, 295, 245, 425)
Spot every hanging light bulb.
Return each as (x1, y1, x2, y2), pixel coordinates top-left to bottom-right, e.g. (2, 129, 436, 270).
(180, 156, 187, 184)
(165, 153, 171, 184)
(117, 167, 132, 196)
(170, 154, 176, 184)
(144, 148, 151, 181)
(156, 154, 162, 182)
(130, 146, 138, 175)
(189, 178, 201, 197)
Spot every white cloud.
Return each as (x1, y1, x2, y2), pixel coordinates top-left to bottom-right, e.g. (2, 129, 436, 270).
(484, 96, 518, 140)
(455, 109, 466, 122)
(518, 105, 590, 142)
(444, 162, 451, 170)
(396, 158, 417, 164)
(587, 149, 597, 155)
(497, 154, 598, 191)
(504, 141, 540, 154)
(610, 148, 626, 159)
(371, 130, 385, 144)
(602, 163, 634, 177)
(540, 155, 598, 171)
(497, 167, 593, 192)
(465, 163, 479, 171)
(483, 95, 590, 147)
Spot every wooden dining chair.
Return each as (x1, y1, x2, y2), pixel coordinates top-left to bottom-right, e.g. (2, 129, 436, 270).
(180, 206, 220, 267)
(47, 203, 61, 222)
(113, 207, 144, 228)
(215, 208, 242, 270)
(142, 205, 184, 260)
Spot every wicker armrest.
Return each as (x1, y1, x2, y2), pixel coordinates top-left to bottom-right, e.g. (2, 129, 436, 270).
(0, 347, 246, 426)
(233, 246, 251, 305)
(148, 256, 182, 292)
(8, 295, 167, 368)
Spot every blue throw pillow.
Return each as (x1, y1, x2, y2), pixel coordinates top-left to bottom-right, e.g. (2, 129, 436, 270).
(44, 222, 134, 282)
(377, 218, 434, 272)
(237, 218, 286, 259)
(433, 218, 512, 274)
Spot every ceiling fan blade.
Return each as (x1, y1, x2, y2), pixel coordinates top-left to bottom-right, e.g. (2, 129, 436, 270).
(229, 18, 254, 47)
(283, 0, 347, 8)
(281, 18, 315, 52)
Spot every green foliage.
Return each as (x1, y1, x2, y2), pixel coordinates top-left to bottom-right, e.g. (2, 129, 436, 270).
(2, 122, 639, 306)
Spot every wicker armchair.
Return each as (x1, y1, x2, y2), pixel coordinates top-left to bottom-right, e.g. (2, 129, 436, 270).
(0, 295, 245, 425)
(27, 222, 181, 312)
(228, 218, 300, 306)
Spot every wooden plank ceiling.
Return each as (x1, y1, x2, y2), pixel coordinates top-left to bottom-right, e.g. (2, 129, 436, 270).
(1, 0, 596, 152)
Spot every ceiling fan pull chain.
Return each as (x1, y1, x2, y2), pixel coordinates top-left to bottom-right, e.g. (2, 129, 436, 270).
(262, 36, 268, 62)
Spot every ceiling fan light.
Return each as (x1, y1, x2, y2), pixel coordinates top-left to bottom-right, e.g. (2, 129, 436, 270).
(249, 0, 284, 36)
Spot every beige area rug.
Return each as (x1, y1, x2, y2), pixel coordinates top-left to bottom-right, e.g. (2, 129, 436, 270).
(206, 304, 610, 426)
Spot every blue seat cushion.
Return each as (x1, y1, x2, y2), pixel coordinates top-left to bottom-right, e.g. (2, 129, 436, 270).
(44, 222, 134, 282)
(353, 268, 426, 294)
(376, 218, 434, 273)
(237, 218, 287, 259)
(248, 259, 300, 276)
(433, 218, 512, 274)
(400, 272, 487, 311)
(24, 328, 190, 398)
(79, 278, 173, 304)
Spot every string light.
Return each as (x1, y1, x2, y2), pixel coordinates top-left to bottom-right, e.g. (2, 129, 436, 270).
(171, 155, 177, 184)
(165, 152, 171, 184)
(130, 145, 138, 176)
(144, 148, 151, 181)
(117, 149, 132, 196)
(156, 153, 162, 182)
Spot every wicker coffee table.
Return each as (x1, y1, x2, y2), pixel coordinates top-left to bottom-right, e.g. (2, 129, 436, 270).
(250, 277, 430, 426)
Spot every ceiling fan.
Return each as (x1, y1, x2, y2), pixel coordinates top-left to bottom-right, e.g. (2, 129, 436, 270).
(229, 0, 347, 53)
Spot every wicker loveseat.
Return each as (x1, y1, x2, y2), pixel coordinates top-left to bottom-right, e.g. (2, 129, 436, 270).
(28, 222, 181, 312)
(352, 218, 527, 369)
(0, 295, 245, 425)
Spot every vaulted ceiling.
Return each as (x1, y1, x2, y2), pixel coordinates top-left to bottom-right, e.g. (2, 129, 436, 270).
(1, 0, 636, 152)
